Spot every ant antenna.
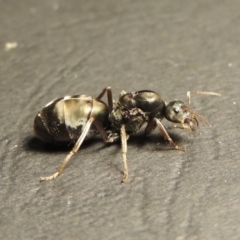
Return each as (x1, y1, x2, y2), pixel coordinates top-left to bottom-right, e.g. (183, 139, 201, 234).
(187, 91, 221, 106)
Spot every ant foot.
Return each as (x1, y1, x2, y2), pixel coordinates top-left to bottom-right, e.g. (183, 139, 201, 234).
(175, 145, 186, 152)
(121, 171, 128, 183)
(40, 172, 59, 182)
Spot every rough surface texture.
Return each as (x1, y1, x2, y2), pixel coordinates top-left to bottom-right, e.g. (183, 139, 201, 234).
(0, 0, 239, 239)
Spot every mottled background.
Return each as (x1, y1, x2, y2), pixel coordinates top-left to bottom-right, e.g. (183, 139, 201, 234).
(1, 0, 240, 239)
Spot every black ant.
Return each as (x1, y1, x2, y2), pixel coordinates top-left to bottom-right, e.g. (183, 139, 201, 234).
(34, 87, 220, 182)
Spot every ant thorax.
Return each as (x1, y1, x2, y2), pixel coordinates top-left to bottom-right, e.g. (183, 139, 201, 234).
(109, 104, 148, 134)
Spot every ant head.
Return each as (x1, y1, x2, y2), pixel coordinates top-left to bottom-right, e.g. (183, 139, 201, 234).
(164, 100, 208, 131)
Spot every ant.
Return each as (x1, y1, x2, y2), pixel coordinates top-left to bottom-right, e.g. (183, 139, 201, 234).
(34, 87, 220, 182)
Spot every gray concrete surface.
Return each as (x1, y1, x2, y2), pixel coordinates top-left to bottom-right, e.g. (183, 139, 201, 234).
(0, 0, 240, 239)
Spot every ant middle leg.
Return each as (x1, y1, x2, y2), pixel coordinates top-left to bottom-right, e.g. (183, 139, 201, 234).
(94, 119, 120, 143)
(120, 124, 129, 182)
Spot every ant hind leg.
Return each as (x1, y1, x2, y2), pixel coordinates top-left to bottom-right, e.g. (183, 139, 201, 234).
(40, 118, 94, 182)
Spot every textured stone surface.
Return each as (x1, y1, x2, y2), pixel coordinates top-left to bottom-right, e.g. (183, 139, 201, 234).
(0, 0, 239, 239)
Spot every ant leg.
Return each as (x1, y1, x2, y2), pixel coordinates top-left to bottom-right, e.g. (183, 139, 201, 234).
(119, 90, 127, 97)
(96, 86, 113, 112)
(40, 117, 94, 182)
(120, 124, 128, 182)
(145, 118, 156, 136)
(94, 119, 120, 142)
(152, 118, 186, 151)
(173, 124, 192, 130)
(187, 91, 221, 106)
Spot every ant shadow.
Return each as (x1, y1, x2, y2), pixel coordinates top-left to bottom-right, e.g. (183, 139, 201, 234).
(24, 127, 193, 154)
(24, 135, 100, 153)
(24, 128, 194, 178)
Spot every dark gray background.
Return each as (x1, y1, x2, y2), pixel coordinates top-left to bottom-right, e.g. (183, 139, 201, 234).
(0, 0, 239, 239)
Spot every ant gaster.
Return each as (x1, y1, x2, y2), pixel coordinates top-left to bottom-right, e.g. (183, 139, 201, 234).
(34, 87, 220, 182)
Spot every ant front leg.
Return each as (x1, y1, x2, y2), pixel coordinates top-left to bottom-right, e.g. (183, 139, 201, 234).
(145, 118, 186, 152)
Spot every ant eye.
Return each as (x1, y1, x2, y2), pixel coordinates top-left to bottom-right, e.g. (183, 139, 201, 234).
(174, 108, 179, 114)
